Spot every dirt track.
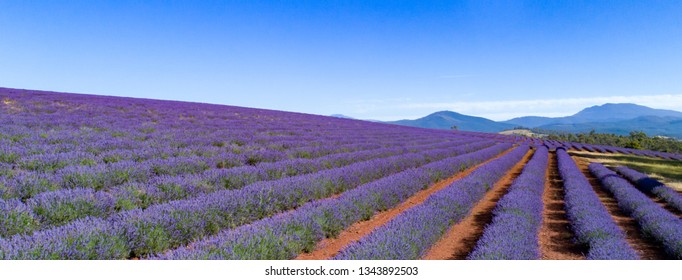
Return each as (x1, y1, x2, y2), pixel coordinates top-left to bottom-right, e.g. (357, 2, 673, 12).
(295, 147, 516, 260)
(572, 156, 670, 260)
(539, 152, 586, 260)
(296, 150, 675, 260)
(422, 149, 533, 260)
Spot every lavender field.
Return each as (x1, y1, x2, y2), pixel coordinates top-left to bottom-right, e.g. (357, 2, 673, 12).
(0, 88, 680, 260)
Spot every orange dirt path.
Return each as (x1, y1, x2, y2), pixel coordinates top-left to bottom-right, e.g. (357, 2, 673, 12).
(421, 148, 533, 260)
(538, 152, 586, 260)
(572, 156, 670, 260)
(295, 146, 515, 260)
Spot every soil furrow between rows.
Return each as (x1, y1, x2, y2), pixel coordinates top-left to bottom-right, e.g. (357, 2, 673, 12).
(625, 186, 682, 218)
(539, 151, 585, 260)
(422, 148, 534, 260)
(295, 146, 517, 260)
(648, 196, 682, 218)
(572, 156, 670, 260)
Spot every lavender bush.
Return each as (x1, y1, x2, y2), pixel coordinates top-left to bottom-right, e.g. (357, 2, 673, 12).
(117, 143, 491, 257)
(613, 166, 682, 213)
(556, 149, 637, 259)
(0, 198, 39, 238)
(2, 87, 676, 259)
(334, 145, 530, 260)
(467, 146, 548, 259)
(0, 217, 128, 260)
(27, 188, 116, 228)
(153, 143, 512, 259)
(590, 163, 682, 259)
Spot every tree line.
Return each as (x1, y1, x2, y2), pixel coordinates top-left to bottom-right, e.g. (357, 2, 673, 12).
(538, 130, 682, 154)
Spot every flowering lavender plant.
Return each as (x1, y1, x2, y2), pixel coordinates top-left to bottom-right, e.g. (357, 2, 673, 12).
(556, 149, 637, 259)
(590, 163, 682, 259)
(613, 166, 682, 213)
(468, 146, 548, 259)
(334, 145, 529, 259)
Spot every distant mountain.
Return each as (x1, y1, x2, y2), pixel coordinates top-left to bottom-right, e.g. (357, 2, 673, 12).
(503, 116, 556, 128)
(505, 103, 682, 127)
(330, 114, 355, 119)
(339, 103, 682, 138)
(538, 116, 682, 139)
(386, 111, 515, 133)
(570, 103, 682, 122)
(500, 103, 682, 138)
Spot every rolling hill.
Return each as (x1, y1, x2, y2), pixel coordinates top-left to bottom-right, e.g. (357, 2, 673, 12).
(538, 116, 682, 138)
(384, 103, 682, 138)
(386, 111, 515, 133)
(505, 103, 682, 127)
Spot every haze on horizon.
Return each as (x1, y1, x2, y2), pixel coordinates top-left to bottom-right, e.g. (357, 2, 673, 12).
(1, 1, 681, 121)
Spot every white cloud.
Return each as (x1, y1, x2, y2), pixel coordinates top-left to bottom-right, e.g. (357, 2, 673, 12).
(351, 94, 682, 121)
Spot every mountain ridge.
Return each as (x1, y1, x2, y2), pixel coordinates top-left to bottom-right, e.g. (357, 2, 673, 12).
(381, 103, 682, 138)
(505, 103, 682, 127)
(386, 111, 515, 133)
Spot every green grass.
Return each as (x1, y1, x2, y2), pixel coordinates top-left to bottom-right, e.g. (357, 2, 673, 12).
(570, 150, 682, 190)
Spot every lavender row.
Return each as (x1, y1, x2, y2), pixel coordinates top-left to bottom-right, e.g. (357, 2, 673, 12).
(2, 135, 451, 173)
(1, 112, 438, 145)
(119, 139, 471, 203)
(589, 163, 682, 259)
(1, 139, 477, 236)
(152, 143, 512, 259)
(467, 146, 548, 260)
(31, 138, 456, 199)
(9, 140, 389, 174)
(115, 142, 494, 257)
(0, 141, 495, 258)
(3, 147, 345, 195)
(555, 149, 637, 259)
(0, 216, 129, 260)
(613, 166, 682, 213)
(4, 95, 480, 166)
(1, 129, 445, 161)
(0, 198, 39, 238)
(3, 126, 456, 158)
(1, 138, 462, 201)
(334, 145, 530, 260)
(518, 137, 682, 161)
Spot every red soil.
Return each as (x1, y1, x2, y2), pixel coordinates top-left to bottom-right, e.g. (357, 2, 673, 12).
(648, 196, 682, 218)
(294, 147, 515, 260)
(572, 156, 670, 260)
(538, 152, 586, 260)
(297, 149, 675, 261)
(422, 148, 533, 260)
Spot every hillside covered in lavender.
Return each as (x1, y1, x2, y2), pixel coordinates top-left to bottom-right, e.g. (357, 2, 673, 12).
(0, 88, 512, 258)
(0, 87, 680, 260)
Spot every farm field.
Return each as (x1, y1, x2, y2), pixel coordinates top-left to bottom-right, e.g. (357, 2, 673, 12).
(570, 150, 682, 191)
(1, 87, 681, 260)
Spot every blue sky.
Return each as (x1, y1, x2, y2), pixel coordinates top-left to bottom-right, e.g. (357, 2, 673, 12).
(1, 1, 681, 121)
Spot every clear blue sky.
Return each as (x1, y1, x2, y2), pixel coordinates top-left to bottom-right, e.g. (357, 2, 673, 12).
(2, 1, 681, 121)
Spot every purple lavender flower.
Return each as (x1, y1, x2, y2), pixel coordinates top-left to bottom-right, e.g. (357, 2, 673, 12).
(27, 188, 116, 228)
(556, 149, 638, 259)
(0, 198, 39, 238)
(590, 163, 682, 259)
(468, 146, 548, 259)
(153, 143, 512, 259)
(613, 166, 682, 213)
(1, 217, 128, 260)
(335, 145, 529, 260)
